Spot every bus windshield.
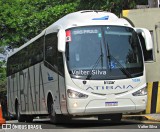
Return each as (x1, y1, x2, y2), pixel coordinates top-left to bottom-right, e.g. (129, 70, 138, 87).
(66, 26, 143, 80)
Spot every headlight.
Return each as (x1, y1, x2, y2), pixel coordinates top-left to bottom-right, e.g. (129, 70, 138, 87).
(132, 87, 147, 96)
(67, 89, 88, 99)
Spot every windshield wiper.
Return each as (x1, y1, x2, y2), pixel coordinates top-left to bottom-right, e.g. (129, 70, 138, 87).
(106, 43, 111, 70)
(106, 43, 132, 78)
(111, 55, 132, 78)
(86, 40, 104, 80)
(86, 54, 103, 80)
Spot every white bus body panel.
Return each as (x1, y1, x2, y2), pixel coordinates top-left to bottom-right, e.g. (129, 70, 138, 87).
(7, 62, 65, 115)
(64, 60, 147, 115)
(46, 11, 132, 35)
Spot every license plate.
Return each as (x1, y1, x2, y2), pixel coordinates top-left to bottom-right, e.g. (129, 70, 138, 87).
(105, 101, 118, 106)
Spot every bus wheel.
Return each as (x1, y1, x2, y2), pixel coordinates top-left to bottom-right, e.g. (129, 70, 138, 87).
(110, 113, 122, 123)
(49, 103, 59, 124)
(25, 116, 33, 122)
(16, 103, 25, 122)
(49, 103, 70, 124)
(98, 113, 122, 122)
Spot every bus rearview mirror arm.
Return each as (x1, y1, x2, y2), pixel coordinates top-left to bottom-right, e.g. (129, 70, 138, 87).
(155, 24, 160, 53)
(58, 29, 66, 52)
(135, 28, 153, 51)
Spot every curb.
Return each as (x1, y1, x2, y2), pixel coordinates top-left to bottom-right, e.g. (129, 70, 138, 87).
(123, 115, 147, 121)
(144, 115, 160, 122)
(123, 114, 160, 122)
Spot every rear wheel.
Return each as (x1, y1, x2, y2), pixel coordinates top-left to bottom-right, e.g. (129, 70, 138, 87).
(25, 115, 33, 122)
(16, 102, 25, 122)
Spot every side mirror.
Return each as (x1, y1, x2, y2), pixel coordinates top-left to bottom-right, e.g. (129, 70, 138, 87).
(135, 28, 153, 50)
(58, 29, 66, 52)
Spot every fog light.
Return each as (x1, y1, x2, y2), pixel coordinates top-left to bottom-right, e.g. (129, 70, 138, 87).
(73, 102, 78, 107)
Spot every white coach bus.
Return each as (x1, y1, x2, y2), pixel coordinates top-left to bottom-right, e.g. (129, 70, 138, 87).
(7, 10, 153, 123)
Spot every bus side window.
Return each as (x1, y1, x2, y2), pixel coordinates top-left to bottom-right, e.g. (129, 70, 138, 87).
(45, 33, 58, 68)
(28, 37, 44, 66)
(138, 32, 154, 61)
(34, 37, 44, 63)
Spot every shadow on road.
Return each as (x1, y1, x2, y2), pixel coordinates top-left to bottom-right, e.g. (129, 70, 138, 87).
(32, 118, 141, 129)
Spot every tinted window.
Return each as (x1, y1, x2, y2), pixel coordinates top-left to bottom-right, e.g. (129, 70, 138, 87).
(7, 36, 44, 76)
(138, 32, 153, 61)
(28, 37, 44, 65)
(66, 26, 143, 80)
(45, 33, 58, 68)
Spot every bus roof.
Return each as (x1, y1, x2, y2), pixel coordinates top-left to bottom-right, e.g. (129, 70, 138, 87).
(8, 10, 132, 58)
(46, 10, 132, 34)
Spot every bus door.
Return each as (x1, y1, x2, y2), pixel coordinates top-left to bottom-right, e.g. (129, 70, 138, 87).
(57, 52, 68, 114)
(45, 32, 61, 114)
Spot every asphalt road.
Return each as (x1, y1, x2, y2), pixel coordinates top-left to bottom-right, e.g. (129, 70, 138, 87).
(0, 118, 160, 132)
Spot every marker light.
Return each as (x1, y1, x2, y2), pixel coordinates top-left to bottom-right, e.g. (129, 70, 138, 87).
(66, 30, 72, 42)
(132, 87, 147, 96)
(67, 89, 88, 99)
(73, 102, 78, 107)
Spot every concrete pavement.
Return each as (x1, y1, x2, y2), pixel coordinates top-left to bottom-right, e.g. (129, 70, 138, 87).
(123, 114, 160, 122)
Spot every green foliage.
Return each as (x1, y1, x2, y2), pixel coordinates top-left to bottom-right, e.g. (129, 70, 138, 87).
(0, 0, 78, 47)
(136, 0, 148, 5)
(78, 0, 136, 15)
(0, 61, 6, 95)
(0, 63, 6, 80)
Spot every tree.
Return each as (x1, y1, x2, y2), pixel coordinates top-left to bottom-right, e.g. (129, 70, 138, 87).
(78, 0, 137, 15)
(0, 62, 7, 117)
(0, 0, 78, 47)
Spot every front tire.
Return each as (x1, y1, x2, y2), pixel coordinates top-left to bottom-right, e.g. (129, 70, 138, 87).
(49, 103, 59, 124)
(48, 102, 71, 124)
(110, 113, 122, 122)
(98, 113, 122, 123)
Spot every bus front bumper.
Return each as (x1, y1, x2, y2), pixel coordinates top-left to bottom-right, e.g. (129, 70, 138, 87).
(67, 98, 147, 116)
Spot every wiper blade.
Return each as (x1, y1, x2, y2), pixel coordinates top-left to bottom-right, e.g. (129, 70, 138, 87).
(86, 39, 104, 80)
(106, 43, 111, 70)
(106, 43, 132, 78)
(86, 54, 103, 80)
(111, 55, 132, 78)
